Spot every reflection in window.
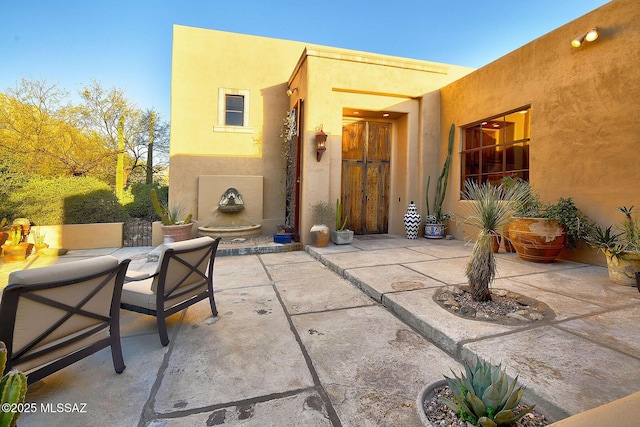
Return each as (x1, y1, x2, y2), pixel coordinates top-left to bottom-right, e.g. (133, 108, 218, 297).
(461, 108, 530, 191)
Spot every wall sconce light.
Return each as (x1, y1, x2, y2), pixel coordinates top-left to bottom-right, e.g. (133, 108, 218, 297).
(571, 27, 599, 48)
(286, 87, 298, 96)
(315, 126, 327, 162)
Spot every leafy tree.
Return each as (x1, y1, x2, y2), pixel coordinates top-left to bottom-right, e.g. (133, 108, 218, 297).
(75, 81, 169, 186)
(0, 80, 115, 179)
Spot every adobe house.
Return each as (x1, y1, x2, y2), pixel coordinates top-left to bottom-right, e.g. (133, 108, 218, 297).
(169, 0, 638, 265)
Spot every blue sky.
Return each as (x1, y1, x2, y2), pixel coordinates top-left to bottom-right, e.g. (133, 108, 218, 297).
(2, 1, 609, 120)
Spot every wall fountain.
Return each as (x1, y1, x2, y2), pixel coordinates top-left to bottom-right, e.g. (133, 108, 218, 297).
(198, 188, 262, 239)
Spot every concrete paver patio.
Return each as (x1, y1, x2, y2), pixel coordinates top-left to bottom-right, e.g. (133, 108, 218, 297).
(2, 235, 639, 426)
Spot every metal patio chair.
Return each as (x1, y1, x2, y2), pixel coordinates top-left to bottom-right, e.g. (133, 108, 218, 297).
(0, 256, 130, 384)
(120, 236, 221, 346)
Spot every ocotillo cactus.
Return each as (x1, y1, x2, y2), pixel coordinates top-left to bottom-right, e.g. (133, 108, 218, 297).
(0, 342, 28, 427)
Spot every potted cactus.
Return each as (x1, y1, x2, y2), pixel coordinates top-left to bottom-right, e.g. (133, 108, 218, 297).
(1, 341, 28, 427)
(1, 226, 29, 262)
(331, 199, 353, 245)
(150, 188, 194, 243)
(424, 124, 454, 239)
(31, 227, 48, 253)
(417, 358, 548, 426)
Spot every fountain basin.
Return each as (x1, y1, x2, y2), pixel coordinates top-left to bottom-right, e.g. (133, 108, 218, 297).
(198, 224, 262, 239)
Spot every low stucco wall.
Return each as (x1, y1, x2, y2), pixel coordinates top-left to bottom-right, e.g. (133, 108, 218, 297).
(35, 223, 123, 250)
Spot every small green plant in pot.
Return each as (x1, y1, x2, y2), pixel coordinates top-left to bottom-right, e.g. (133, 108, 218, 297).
(151, 189, 194, 243)
(1, 226, 30, 263)
(440, 358, 535, 427)
(587, 205, 640, 286)
(331, 199, 353, 245)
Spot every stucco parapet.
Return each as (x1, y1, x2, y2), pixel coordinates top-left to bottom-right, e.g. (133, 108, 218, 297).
(305, 47, 450, 74)
(289, 46, 454, 84)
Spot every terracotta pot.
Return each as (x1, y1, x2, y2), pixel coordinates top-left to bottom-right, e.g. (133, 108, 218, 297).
(35, 243, 49, 253)
(503, 224, 515, 252)
(604, 251, 640, 286)
(491, 234, 501, 253)
(2, 242, 29, 262)
(508, 217, 566, 263)
(160, 222, 194, 244)
(310, 224, 330, 247)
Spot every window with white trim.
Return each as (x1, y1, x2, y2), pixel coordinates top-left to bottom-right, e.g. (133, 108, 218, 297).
(214, 88, 252, 133)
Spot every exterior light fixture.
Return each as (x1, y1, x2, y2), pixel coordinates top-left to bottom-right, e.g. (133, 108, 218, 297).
(287, 87, 298, 96)
(315, 126, 327, 162)
(382, 113, 390, 117)
(571, 28, 599, 48)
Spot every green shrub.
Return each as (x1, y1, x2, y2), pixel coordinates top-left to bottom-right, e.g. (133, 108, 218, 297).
(124, 183, 166, 221)
(8, 176, 128, 225)
(63, 189, 128, 224)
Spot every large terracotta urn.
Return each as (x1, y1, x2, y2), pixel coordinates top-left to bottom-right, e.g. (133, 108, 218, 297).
(160, 222, 194, 244)
(508, 217, 566, 263)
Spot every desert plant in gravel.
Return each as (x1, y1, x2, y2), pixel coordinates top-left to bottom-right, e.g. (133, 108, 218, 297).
(461, 180, 530, 301)
(441, 358, 534, 427)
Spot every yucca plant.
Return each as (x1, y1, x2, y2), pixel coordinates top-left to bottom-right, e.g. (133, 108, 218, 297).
(461, 179, 530, 301)
(441, 358, 535, 427)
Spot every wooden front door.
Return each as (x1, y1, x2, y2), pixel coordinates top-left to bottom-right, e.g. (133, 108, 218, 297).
(341, 121, 390, 234)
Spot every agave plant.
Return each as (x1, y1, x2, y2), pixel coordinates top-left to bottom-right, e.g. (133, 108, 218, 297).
(441, 358, 534, 427)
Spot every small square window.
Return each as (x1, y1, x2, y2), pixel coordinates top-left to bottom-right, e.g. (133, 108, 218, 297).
(215, 88, 252, 133)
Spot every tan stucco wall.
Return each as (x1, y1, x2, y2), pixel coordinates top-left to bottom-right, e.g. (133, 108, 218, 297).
(36, 223, 123, 249)
(197, 175, 264, 228)
(438, 0, 640, 265)
(171, 26, 473, 242)
(289, 49, 473, 242)
(170, 26, 309, 234)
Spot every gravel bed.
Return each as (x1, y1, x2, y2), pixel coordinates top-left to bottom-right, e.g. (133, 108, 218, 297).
(422, 384, 550, 427)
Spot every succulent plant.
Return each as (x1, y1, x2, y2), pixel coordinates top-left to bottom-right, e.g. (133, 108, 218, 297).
(441, 358, 534, 427)
(150, 188, 192, 226)
(0, 342, 28, 427)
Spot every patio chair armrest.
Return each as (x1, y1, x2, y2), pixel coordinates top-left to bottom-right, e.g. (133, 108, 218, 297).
(125, 270, 158, 282)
